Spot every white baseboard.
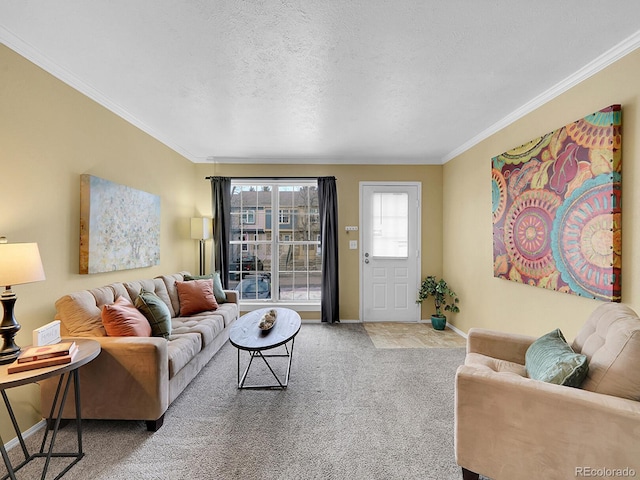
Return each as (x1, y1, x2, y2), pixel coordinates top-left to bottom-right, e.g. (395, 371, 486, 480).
(446, 323, 467, 339)
(3, 419, 46, 451)
(418, 318, 467, 339)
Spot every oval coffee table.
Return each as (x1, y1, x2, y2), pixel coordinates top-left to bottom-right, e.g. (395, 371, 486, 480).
(229, 307, 301, 389)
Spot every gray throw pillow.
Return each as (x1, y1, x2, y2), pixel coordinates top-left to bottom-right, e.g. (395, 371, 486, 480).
(525, 328, 588, 387)
(134, 289, 172, 339)
(184, 272, 227, 303)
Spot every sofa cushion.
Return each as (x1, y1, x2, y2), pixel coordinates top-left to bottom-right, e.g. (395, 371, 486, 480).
(166, 332, 202, 378)
(109, 283, 132, 303)
(572, 303, 640, 401)
(172, 314, 225, 348)
(184, 272, 227, 303)
(525, 328, 588, 387)
(175, 279, 218, 316)
(101, 296, 152, 337)
(55, 286, 119, 337)
(157, 272, 189, 317)
(124, 278, 175, 318)
(211, 303, 238, 327)
(134, 289, 172, 338)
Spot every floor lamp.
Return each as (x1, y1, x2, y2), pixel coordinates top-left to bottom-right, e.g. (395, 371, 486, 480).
(0, 241, 46, 364)
(191, 218, 212, 276)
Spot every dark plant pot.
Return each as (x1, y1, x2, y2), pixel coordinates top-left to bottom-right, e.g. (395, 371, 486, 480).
(431, 315, 447, 330)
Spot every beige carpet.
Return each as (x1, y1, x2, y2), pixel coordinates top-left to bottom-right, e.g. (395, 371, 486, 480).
(3, 324, 469, 480)
(363, 322, 466, 349)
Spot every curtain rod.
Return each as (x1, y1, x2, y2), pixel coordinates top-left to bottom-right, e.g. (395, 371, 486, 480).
(205, 176, 333, 181)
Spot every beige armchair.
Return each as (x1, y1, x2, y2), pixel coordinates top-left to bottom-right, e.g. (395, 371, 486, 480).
(455, 303, 640, 480)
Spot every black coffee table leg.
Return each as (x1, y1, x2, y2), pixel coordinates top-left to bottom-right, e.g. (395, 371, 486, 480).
(236, 338, 295, 389)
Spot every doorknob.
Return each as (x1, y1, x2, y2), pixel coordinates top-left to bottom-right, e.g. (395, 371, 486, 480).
(364, 252, 369, 257)
(364, 258, 369, 264)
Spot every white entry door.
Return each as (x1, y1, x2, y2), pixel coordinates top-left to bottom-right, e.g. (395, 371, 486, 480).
(360, 182, 421, 322)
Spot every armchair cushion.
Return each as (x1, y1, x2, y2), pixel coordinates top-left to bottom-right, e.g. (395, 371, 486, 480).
(466, 328, 535, 364)
(525, 328, 588, 387)
(465, 352, 527, 376)
(572, 303, 640, 401)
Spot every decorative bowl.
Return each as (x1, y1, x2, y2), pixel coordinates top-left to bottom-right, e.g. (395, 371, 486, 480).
(258, 309, 278, 331)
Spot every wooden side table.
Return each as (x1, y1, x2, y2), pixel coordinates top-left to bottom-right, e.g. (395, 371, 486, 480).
(0, 338, 100, 480)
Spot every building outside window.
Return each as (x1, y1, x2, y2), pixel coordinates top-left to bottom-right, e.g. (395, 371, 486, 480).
(242, 210, 255, 224)
(229, 182, 321, 303)
(278, 209, 291, 224)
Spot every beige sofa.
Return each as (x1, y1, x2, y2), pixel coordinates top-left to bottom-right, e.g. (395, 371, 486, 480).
(40, 272, 238, 431)
(455, 303, 640, 480)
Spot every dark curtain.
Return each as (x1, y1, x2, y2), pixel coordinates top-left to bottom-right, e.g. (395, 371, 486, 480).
(210, 176, 231, 289)
(318, 176, 339, 323)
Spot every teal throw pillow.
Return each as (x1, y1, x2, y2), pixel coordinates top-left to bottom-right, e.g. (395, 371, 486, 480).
(134, 289, 172, 339)
(525, 328, 588, 387)
(184, 272, 227, 303)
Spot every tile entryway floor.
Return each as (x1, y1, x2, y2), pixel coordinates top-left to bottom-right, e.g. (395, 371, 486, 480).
(363, 322, 466, 349)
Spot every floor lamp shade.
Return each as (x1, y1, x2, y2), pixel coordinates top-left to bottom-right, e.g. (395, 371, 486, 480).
(190, 217, 212, 240)
(190, 218, 212, 275)
(0, 242, 46, 364)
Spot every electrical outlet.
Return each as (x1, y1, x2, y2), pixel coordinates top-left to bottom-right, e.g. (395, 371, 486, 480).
(349, 240, 358, 249)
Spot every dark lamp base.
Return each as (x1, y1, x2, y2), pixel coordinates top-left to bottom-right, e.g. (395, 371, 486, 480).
(0, 348, 20, 365)
(0, 290, 21, 365)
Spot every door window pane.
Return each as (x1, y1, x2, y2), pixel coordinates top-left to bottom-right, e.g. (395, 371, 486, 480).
(372, 192, 409, 258)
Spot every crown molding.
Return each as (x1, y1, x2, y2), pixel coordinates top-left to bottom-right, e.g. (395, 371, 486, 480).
(1, 26, 199, 163)
(201, 155, 439, 165)
(3, 24, 639, 167)
(441, 30, 640, 164)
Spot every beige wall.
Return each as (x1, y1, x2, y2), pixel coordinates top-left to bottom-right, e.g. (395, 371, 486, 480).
(443, 47, 640, 340)
(0, 46, 199, 441)
(194, 163, 444, 321)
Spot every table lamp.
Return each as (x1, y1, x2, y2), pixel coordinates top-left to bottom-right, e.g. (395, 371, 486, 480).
(190, 218, 212, 276)
(0, 241, 46, 364)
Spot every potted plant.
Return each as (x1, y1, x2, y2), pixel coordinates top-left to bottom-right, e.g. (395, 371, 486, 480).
(416, 276, 460, 330)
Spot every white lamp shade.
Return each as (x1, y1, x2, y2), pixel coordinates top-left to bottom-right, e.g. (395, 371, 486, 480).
(190, 217, 212, 240)
(0, 243, 46, 287)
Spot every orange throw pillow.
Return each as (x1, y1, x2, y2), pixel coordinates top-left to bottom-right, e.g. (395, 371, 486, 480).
(101, 296, 152, 337)
(176, 279, 218, 316)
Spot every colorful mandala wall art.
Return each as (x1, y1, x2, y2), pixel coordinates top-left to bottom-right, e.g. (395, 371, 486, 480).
(492, 105, 622, 301)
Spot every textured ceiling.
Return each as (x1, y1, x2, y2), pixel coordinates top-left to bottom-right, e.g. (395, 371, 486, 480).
(1, 1, 640, 164)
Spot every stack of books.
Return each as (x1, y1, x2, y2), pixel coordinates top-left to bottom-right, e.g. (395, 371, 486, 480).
(8, 341, 78, 374)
